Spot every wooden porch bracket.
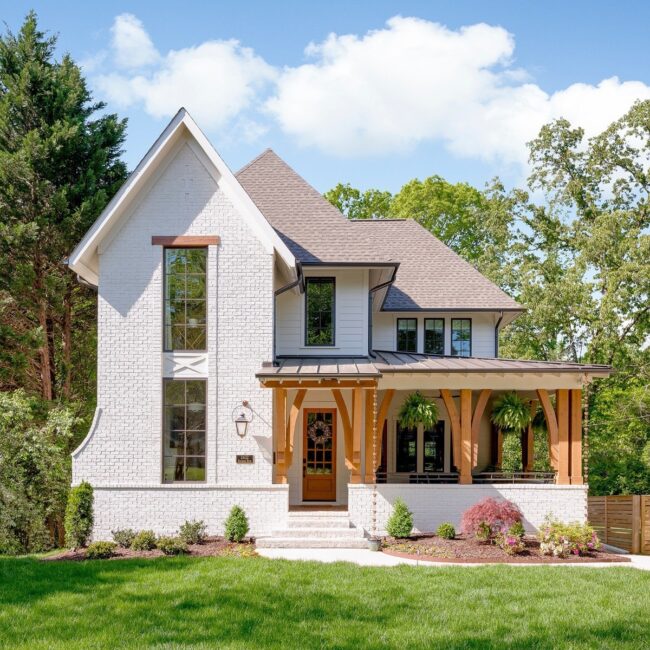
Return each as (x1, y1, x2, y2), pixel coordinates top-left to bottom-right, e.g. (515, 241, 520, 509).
(285, 389, 306, 468)
(440, 389, 461, 476)
(471, 389, 491, 469)
(274, 388, 287, 483)
(331, 389, 354, 471)
(536, 389, 559, 470)
(374, 389, 395, 471)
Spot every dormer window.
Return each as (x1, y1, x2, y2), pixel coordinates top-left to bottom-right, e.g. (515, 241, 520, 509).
(164, 248, 207, 351)
(305, 277, 335, 346)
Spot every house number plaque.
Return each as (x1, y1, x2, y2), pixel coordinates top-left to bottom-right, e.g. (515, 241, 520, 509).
(236, 454, 255, 464)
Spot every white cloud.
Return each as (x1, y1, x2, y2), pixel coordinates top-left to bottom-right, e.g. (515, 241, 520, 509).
(266, 16, 650, 165)
(96, 16, 276, 130)
(111, 14, 159, 69)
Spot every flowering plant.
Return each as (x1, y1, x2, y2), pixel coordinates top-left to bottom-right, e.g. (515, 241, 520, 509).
(537, 516, 601, 557)
(495, 532, 526, 555)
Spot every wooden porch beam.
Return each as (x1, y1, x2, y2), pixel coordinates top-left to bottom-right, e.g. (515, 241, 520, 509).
(274, 388, 287, 483)
(556, 389, 571, 485)
(331, 389, 354, 470)
(536, 389, 559, 470)
(374, 389, 395, 471)
(285, 389, 306, 468)
(471, 389, 491, 469)
(440, 389, 461, 473)
(261, 379, 377, 389)
(570, 389, 583, 484)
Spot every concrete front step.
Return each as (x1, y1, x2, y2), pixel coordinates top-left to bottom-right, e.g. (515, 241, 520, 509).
(270, 527, 364, 539)
(287, 518, 353, 529)
(256, 537, 369, 549)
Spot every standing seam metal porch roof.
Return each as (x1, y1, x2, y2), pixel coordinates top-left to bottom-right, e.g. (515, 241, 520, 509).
(256, 352, 613, 379)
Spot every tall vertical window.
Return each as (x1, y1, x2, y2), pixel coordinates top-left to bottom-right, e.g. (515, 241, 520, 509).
(451, 318, 471, 357)
(423, 422, 445, 472)
(424, 318, 445, 355)
(163, 379, 206, 482)
(305, 277, 335, 346)
(396, 318, 417, 352)
(396, 423, 417, 472)
(164, 248, 207, 351)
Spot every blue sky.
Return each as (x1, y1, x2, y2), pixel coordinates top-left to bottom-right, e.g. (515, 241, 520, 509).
(5, 1, 650, 193)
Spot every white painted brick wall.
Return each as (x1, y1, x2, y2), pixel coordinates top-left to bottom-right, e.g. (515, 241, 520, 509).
(72, 140, 278, 534)
(348, 483, 588, 535)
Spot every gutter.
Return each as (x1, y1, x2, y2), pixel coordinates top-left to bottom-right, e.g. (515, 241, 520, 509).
(367, 264, 399, 357)
(273, 261, 303, 364)
(495, 311, 504, 357)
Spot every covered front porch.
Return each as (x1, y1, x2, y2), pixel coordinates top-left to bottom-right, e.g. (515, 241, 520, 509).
(257, 352, 611, 509)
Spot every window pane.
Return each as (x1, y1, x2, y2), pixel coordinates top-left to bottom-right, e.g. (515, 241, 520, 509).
(397, 319, 417, 352)
(305, 278, 334, 346)
(163, 380, 206, 483)
(424, 421, 445, 472)
(451, 319, 471, 357)
(424, 318, 444, 355)
(396, 423, 417, 472)
(164, 248, 207, 351)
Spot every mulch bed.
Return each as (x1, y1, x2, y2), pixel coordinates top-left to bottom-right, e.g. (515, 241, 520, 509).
(381, 534, 630, 564)
(43, 537, 256, 561)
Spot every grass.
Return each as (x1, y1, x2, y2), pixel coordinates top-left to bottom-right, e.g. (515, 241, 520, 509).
(1, 556, 649, 649)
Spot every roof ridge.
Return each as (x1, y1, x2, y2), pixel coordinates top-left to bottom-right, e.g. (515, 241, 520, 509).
(235, 148, 274, 176)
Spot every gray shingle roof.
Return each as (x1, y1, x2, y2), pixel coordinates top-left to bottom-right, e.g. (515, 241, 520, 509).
(256, 353, 613, 378)
(236, 149, 521, 312)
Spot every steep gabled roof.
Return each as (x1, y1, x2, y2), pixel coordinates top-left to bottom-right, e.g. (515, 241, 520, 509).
(69, 110, 295, 286)
(236, 149, 521, 312)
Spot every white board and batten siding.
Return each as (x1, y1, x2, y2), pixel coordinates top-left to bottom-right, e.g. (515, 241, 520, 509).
(276, 268, 369, 357)
(372, 311, 498, 358)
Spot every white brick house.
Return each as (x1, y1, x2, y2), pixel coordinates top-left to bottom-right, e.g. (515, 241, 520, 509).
(68, 109, 611, 545)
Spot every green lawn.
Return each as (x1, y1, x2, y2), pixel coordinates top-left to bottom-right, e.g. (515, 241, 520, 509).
(1, 556, 649, 649)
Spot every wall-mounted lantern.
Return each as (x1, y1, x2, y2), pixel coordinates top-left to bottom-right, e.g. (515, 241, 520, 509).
(233, 400, 253, 438)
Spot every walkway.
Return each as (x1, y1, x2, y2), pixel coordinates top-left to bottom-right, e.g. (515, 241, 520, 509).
(257, 547, 650, 570)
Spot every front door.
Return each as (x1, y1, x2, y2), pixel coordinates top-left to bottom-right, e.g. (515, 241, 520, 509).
(302, 408, 337, 501)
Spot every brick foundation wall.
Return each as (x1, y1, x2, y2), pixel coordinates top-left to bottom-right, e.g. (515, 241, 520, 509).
(348, 483, 588, 536)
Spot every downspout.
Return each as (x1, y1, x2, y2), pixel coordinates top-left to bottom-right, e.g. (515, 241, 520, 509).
(273, 261, 303, 365)
(494, 311, 504, 358)
(367, 264, 399, 358)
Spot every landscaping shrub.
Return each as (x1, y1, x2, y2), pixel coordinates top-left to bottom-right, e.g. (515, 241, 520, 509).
(224, 506, 249, 542)
(386, 498, 414, 538)
(436, 522, 456, 540)
(85, 541, 117, 560)
(495, 532, 526, 555)
(460, 497, 522, 541)
(157, 536, 189, 556)
(64, 481, 94, 549)
(508, 521, 526, 539)
(538, 517, 601, 557)
(130, 530, 157, 551)
(179, 519, 207, 545)
(111, 528, 136, 548)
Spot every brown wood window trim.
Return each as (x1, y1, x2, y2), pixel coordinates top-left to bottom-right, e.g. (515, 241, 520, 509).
(152, 236, 220, 247)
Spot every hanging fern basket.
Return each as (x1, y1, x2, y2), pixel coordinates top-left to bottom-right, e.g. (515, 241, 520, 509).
(491, 392, 532, 434)
(397, 391, 439, 430)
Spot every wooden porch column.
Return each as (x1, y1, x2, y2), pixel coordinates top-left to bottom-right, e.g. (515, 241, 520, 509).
(570, 389, 583, 484)
(537, 389, 559, 470)
(350, 387, 363, 483)
(274, 388, 287, 483)
(556, 389, 571, 485)
(459, 389, 473, 484)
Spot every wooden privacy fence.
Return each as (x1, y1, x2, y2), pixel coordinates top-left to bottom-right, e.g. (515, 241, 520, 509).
(588, 495, 650, 554)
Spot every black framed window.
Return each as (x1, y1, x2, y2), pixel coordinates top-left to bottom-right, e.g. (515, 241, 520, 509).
(424, 318, 445, 355)
(424, 421, 445, 472)
(164, 248, 207, 351)
(305, 277, 335, 346)
(451, 318, 471, 357)
(396, 318, 417, 352)
(396, 423, 417, 472)
(163, 379, 206, 482)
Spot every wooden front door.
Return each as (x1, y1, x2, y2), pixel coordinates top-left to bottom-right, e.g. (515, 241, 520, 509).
(303, 408, 337, 501)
